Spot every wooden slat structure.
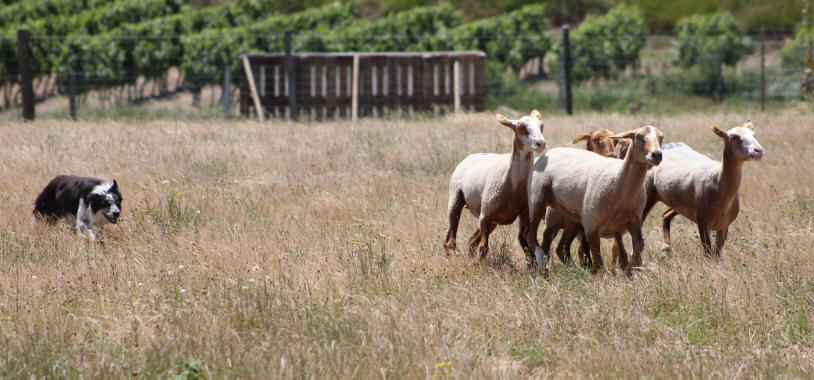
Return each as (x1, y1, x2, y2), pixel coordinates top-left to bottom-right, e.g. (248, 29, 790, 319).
(239, 51, 486, 120)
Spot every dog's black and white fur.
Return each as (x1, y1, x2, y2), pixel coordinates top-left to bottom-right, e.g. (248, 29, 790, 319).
(33, 175, 122, 241)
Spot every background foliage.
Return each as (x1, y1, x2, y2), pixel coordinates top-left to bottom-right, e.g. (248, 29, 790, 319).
(675, 11, 751, 69)
(547, 4, 647, 81)
(0, 0, 811, 106)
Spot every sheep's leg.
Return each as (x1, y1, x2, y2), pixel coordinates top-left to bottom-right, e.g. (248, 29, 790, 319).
(575, 229, 591, 269)
(525, 196, 548, 270)
(477, 218, 497, 261)
(713, 228, 728, 257)
(612, 232, 629, 274)
(577, 229, 593, 269)
(661, 208, 679, 254)
(697, 223, 713, 257)
(626, 220, 644, 276)
(556, 223, 580, 265)
(541, 225, 560, 264)
(585, 230, 604, 274)
(517, 211, 531, 257)
(556, 226, 576, 265)
(467, 229, 481, 257)
(444, 190, 467, 255)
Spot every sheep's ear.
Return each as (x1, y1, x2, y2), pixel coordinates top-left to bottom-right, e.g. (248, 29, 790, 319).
(614, 139, 630, 149)
(610, 130, 637, 140)
(572, 131, 593, 144)
(712, 124, 729, 139)
(111, 180, 118, 192)
(742, 120, 754, 130)
(615, 139, 630, 158)
(530, 110, 542, 121)
(496, 113, 516, 130)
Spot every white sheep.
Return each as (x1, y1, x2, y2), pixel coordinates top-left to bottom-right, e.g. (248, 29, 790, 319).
(526, 126, 664, 274)
(642, 121, 764, 256)
(444, 111, 546, 260)
(542, 129, 630, 269)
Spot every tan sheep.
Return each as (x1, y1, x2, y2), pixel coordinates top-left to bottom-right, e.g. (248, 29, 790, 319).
(526, 126, 664, 274)
(642, 121, 764, 256)
(543, 129, 630, 269)
(444, 111, 546, 260)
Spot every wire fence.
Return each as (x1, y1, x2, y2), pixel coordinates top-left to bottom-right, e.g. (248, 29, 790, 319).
(1, 30, 811, 120)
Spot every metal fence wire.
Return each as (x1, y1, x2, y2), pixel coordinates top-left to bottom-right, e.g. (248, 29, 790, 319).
(1, 30, 810, 120)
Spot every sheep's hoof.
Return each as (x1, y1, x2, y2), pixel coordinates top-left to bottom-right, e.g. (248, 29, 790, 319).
(467, 246, 478, 258)
(536, 266, 550, 279)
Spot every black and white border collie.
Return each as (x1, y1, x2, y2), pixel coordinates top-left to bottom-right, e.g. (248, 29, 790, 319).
(33, 175, 123, 241)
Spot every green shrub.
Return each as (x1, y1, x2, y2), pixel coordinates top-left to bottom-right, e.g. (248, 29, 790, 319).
(181, 2, 358, 90)
(548, 5, 647, 82)
(307, 3, 462, 52)
(674, 12, 750, 69)
(781, 5, 814, 69)
(450, 4, 551, 73)
(575, 5, 647, 80)
(782, 37, 813, 69)
(0, 0, 115, 27)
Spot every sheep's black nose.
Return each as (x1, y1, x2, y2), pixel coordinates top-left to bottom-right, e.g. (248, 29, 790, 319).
(651, 151, 662, 161)
(113, 211, 120, 218)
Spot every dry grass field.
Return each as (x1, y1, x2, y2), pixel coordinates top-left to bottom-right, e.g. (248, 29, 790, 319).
(0, 109, 813, 377)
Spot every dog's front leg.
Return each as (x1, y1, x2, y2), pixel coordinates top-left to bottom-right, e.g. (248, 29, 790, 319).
(76, 199, 97, 242)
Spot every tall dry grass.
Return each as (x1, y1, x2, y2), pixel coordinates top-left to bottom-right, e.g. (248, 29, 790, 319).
(0, 110, 812, 377)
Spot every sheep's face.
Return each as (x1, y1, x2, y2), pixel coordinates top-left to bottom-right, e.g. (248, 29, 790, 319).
(713, 121, 764, 161)
(612, 126, 663, 166)
(496, 111, 546, 154)
(572, 129, 617, 158)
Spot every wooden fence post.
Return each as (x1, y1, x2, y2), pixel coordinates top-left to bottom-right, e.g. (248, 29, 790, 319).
(715, 49, 723, 103)
(760, 27, 766, 112)
(241, 55, 264, 122)
(351, 54, 359, 121)
(453, 60, 461, 113)
(223, 65, 232, 118)
(562, 25, 572, 115)
(284, 30, 297, 121)
(69, 47, 78, 121)
(17, 28, 34, 121)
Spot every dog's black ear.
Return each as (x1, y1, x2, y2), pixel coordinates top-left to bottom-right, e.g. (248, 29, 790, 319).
(111, 180, 118, 192)
(87, 193, 105, 211)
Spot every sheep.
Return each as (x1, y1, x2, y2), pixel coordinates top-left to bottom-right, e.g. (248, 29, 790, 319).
(642, 121, 764, 257)
(572, 128, 630, 160)
(444, 111, 547, 260)
(526, 126, 664, 274)
(542, 129, 630, 269)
